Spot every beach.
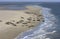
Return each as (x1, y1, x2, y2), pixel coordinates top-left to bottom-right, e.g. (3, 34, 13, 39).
(0, 6, 44, 39)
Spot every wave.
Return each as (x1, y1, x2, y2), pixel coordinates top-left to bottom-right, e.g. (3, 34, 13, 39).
(15, 5, 57, 39)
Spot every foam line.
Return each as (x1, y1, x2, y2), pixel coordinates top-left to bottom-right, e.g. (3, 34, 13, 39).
(15, 5, 57, 39)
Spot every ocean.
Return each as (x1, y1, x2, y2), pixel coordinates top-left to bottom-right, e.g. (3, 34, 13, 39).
(0, 2, 60, 39)
(39, 2, 60, 39)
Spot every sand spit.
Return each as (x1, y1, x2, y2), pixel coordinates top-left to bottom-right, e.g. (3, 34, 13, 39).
(0, 6, 44, 39)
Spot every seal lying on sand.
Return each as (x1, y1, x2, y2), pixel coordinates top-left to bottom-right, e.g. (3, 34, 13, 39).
(0, 6, 44, 39)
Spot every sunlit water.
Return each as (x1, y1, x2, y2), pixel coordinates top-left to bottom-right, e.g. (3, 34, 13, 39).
(15, 6, 57, 39)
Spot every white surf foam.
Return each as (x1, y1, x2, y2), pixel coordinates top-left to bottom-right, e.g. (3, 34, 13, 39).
(15, 5, 57, 39)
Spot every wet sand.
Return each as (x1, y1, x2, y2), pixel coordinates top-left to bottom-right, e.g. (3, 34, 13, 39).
(0, 6, 44, 39)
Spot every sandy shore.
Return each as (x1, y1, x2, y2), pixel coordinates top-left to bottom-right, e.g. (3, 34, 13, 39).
(0, 6, 44, 39)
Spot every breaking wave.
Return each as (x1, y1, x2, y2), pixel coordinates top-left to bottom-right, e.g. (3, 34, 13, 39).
(15, 5, 57, 39)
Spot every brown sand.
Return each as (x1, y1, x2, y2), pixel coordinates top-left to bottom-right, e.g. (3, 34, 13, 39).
(0, 6, 44, 39)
